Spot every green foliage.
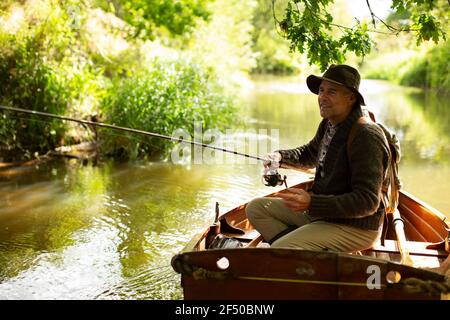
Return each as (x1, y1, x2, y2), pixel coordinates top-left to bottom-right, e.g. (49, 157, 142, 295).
(100, 59, 238, 160)
(399, 41, 450, 91)
(339, 24, 373, 58)
(250, 0, 305, 75)
(276, 0, 448, 71)
(0, 1, 108, 160)
(412, 14, 445, 45)
(0, 0, 240, 161)
(188, 0, 257, 88)
(0, 13, 70, 158)
(391, 0, 447, 45)
(362, 40, 450, 93)
(278, 0, 370, 70)
(96, 0, 211, 39)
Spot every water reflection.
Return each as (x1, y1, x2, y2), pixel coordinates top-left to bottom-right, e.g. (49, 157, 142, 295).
(0, 157, 306, 299)
(368, 85, 450, 163)
(0, 78, 449, 299)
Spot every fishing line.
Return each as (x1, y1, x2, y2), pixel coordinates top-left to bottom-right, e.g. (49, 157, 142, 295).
(3, 111, 226, 157)
(0, 105, 265, 161)
(2, 111, 194, 156)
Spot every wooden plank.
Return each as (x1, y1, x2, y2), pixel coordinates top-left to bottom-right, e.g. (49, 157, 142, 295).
(400, 203, 444, 242)
(368, 239, 447, 258)
(402, 214, 428, 242)
(399, 191, 448, 241)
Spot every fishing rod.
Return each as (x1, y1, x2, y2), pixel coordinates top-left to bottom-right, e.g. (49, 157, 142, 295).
(0, 105, 264, 161)
(0, 105, 288, 187)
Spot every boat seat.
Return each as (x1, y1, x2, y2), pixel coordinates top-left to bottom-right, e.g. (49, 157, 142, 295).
(223, 228, 260, 242)
(367, 239, 448, 258)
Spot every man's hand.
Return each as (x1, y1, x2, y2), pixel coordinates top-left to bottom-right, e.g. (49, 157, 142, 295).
(263, 152, 282, 169)
(279, 188, 311, 212)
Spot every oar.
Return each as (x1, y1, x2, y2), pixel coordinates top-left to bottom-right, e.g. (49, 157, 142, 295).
(392, 208, 414, 266)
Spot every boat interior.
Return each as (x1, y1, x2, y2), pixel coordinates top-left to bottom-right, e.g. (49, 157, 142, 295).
(192, 180, 449, 271)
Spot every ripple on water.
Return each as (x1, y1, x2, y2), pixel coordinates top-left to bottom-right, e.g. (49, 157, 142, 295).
(94, 263, 181, 300)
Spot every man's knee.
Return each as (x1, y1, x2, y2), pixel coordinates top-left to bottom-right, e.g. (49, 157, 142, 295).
(271, 237, 322, 250)
(245, 197, 266, 223)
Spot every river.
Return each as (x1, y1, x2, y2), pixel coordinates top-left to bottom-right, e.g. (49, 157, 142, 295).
(0, 78, 449, 299)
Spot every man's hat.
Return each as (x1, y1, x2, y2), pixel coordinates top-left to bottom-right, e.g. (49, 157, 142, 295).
(306, 64, 366, 106)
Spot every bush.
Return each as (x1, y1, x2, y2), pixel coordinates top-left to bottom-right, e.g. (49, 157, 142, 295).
(0, 33, 69, 160)
(251, 30, 299, 75)
(399, 41, 450, 92)
(0, 1, 244, 161)
(100, 59, 238, 160)
(363, 41, 450, 93)
(0, 1, 107, 161)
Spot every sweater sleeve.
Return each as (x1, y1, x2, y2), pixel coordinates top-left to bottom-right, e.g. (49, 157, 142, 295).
(276, 119, 328, 169)
(308, 124, 389, 219)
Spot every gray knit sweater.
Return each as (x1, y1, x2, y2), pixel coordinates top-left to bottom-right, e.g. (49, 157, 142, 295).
(278, 106, 389, 230)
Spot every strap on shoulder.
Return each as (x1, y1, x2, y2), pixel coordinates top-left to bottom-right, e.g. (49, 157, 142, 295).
(347, 116, 372, 153)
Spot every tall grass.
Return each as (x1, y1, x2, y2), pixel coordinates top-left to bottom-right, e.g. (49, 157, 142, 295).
(100, 59, 238, 160)
(0, 1, 109, 161)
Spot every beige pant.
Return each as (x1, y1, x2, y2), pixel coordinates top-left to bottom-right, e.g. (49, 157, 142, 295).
(246, 197, 380, 253)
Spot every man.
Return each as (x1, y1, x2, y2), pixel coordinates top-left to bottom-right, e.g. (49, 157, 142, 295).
(246, 64, 390, 253)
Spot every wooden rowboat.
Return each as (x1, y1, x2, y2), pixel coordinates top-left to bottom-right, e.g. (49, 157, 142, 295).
(171, 178, 450, 300)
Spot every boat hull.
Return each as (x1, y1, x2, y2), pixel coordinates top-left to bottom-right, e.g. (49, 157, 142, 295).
(172, 248, 445, 300)
(171, 179, 449, 300)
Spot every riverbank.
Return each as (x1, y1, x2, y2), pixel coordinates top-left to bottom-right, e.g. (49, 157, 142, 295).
(0, 1, 250, 163)
(361, 40, 450, 94)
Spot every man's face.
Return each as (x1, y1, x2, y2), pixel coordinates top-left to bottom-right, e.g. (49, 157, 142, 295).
(318, 80, 356, 124)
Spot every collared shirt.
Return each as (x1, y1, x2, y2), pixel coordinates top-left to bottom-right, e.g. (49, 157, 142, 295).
(317, 121, 339, 178)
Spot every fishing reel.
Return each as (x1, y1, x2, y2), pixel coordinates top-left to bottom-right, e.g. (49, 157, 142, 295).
(262, 152, 287, 188)
(262, 169, 287, 188)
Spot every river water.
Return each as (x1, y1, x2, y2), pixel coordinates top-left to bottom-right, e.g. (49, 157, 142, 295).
(0, 78, 449, 299)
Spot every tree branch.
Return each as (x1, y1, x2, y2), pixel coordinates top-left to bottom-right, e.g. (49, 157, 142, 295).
(365, 0, 376, 28)
(272, 0, 285, 37)
(301, 1, 393, 35)
(275, 0, 424, 43)
(373, 13, 414, 34)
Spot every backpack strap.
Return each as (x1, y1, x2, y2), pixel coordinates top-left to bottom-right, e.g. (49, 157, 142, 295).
(347, 116, 393, 197)
(347, 115, 392, 208)
(346, 116, 372, 153)
(347, 108, 376, 148)
(347, 114, 391, 246)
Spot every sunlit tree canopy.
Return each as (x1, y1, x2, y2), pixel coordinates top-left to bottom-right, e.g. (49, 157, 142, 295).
(95, 0, 212, 39)
(276, 0, 448, 70)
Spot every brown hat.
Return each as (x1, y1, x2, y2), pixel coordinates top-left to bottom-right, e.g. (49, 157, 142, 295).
(306, 64, 366, 106)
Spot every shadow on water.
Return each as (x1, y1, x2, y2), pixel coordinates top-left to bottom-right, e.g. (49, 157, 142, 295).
(0, 78, 449, 299)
